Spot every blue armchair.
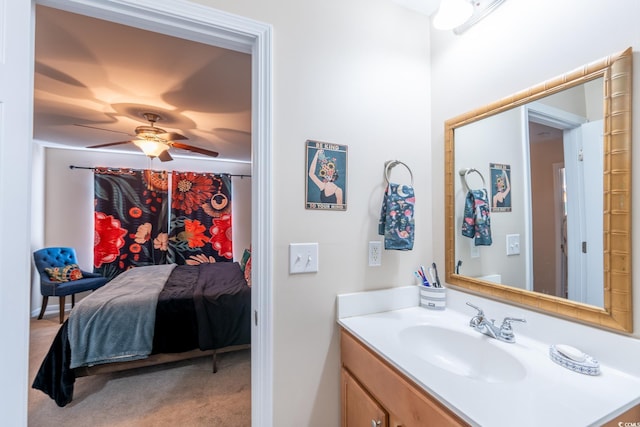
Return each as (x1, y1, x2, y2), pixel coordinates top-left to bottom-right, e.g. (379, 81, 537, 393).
(33, 247, 108, 323)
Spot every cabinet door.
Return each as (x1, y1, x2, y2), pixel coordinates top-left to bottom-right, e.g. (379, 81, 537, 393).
(342, 368, 388, 427)
(341, 330, 467, 427)
(389, 415, 405, 427)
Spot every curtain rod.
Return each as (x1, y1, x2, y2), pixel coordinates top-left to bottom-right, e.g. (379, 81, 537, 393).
(69, 165, 251, 178)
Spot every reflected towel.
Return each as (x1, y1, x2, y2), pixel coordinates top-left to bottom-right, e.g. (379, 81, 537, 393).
(378, 183, 415, 250)
(461, 189, 492, 246)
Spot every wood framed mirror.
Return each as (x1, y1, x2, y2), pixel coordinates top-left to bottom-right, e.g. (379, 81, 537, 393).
(444, 48, 632, 332)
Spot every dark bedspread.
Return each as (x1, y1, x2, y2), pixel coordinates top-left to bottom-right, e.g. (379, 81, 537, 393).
(32, 262, 251, 407)
(153, 262, 251, 353)
(194, 262, 251, 350)
(152, 264, 200, 353)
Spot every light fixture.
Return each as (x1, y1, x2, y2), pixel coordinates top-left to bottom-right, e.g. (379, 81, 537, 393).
(432, 0, 474, 31)
(433, 0, 507, 35)
(133, 139, 169, 158)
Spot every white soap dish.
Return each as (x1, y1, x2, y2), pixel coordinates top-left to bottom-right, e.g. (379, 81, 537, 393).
(555, 344, 587, 362)
(549, 344, 600, 376)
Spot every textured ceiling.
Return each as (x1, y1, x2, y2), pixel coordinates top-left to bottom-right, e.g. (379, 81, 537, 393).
(33, 5, 252, 161)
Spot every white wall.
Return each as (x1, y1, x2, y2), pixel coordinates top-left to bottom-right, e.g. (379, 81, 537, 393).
(1, 4, 32, 425)
(430, 0, 640, 336)
(189, 1, 432, 425)
(32, 147, 251, 316)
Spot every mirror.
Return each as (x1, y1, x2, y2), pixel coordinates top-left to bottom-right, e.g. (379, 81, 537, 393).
(444, 48, 632, 332)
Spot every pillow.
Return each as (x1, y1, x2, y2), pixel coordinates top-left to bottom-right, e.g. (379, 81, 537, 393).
(240, 248, 252, 287)
(244, 255, 252, 287)
(240, 248, 251, 272)
(45, 264, 84, 282)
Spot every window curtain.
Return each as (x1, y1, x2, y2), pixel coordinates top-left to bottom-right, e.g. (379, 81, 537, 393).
(169, 172, 233, 265)
(94, 168, 169, 280)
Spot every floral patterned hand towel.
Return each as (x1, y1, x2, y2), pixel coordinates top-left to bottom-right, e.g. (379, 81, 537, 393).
(378, 183, 415, 250)
(461, 189, 492, 246)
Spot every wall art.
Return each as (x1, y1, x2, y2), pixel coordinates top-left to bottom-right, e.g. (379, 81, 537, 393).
(305, 140, 347, 211)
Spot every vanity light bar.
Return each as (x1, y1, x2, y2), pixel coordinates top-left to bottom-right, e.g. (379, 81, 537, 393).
(453, 0, 507, 35)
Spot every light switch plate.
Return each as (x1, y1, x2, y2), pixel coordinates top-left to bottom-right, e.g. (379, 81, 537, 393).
(289, 243, 319, 274)
(506, 234, 520, 256)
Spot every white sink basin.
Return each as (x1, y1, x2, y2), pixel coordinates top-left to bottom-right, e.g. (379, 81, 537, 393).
(338, 289, 640, 426)
(398, 325, 527, 383)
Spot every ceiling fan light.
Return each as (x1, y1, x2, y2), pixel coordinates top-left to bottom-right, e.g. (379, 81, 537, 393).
(138, 131, 157, 140)
(433, 0, 473, 30)
(133, 139, 169, 158)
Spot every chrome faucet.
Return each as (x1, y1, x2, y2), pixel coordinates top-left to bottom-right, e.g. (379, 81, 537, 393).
(466, 302, 526, 343)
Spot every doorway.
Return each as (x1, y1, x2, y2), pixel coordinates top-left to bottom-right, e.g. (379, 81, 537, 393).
(29, 0, 273, 424)
(528, 122, 565, 297)
(525, 102, 603, 307)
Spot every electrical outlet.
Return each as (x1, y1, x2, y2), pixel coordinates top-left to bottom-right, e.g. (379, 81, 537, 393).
(470, 240, 480, 258)
(368, 241, 382, 266)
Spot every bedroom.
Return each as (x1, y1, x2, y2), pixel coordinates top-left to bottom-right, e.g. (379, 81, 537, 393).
(3, 0, 639, 426)
(26, 3, 256, 425)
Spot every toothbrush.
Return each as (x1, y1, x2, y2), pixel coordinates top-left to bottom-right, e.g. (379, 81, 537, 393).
(431, 262, 441, 288)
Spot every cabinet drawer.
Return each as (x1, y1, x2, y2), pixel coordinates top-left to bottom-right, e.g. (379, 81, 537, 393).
(341, 329, 468, 427)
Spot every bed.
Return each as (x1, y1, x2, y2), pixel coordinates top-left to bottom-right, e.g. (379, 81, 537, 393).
(32, 262, 252, 407)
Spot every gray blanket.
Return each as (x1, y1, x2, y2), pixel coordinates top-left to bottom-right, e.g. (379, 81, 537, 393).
(67, 264, 177, 368)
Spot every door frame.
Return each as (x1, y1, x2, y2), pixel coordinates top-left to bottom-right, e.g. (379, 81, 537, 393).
(523, 102, 586, 298)
(33, 0, 274, 424)
(551, 161, 566, 298)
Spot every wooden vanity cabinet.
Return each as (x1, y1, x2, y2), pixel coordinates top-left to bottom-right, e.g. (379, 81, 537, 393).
(341, 329, 468, 427)
(342, 368, 388, 427)
(602, 404, 640, 427)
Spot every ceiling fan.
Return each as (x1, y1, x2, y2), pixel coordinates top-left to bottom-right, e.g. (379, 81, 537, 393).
(85, 112, 219, 161)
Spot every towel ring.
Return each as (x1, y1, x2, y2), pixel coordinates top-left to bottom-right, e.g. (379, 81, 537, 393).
(385, 160, 414, 186)
(458, 168, 486, 190)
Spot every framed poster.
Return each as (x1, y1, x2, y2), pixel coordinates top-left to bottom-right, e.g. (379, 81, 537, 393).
(305, 140, 347, 211)
(490, 163, 511, 212)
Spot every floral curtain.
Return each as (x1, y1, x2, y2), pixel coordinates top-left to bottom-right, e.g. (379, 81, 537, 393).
(94, 168, 169, 280)
(169, 172, 233, 265)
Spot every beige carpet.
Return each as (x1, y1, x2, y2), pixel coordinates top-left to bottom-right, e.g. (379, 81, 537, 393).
(29, 315, 251, 427)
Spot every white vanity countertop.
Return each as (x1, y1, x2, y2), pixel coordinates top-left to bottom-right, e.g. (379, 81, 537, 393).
(337, 286, 640, 427)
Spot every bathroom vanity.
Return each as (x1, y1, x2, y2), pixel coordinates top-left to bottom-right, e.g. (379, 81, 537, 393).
(337, 286, 640, 427)
(342, 328, 466, 426)
(337, 46, 640, 427)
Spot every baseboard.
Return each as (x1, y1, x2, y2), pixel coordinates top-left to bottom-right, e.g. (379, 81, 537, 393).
(30, 303, 73, 319)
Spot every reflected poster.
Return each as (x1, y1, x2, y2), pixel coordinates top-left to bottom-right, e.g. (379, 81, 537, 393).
(490, 163, 511, 212)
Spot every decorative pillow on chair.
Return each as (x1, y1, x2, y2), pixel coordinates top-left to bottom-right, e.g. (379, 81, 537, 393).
(240, 248, 252, 287)
(244, 255, 252, 287)
(45, 264, 84, 282)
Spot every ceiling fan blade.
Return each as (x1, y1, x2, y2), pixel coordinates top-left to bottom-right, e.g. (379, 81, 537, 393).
(73, 123, 132, 135)
(158, 150, 173, 162)
(172, 142, 219, 158)
(87, 140, 133, 148)
(158, 132, 188, 141)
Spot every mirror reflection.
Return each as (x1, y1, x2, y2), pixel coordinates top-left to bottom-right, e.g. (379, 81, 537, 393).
(444, 48, 632, 332)
(454, 78, 604, 307)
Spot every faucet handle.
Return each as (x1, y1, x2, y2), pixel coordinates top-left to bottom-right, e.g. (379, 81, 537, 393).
(501, 317, 526, 328)
(466, 302, 484, 316)
(466, 302, 486, 328)
(499, 317, 526, 342)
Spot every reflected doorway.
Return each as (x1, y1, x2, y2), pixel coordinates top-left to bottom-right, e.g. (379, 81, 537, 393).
(529, 122, 564, 297)
(526, 108, 604, 306)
